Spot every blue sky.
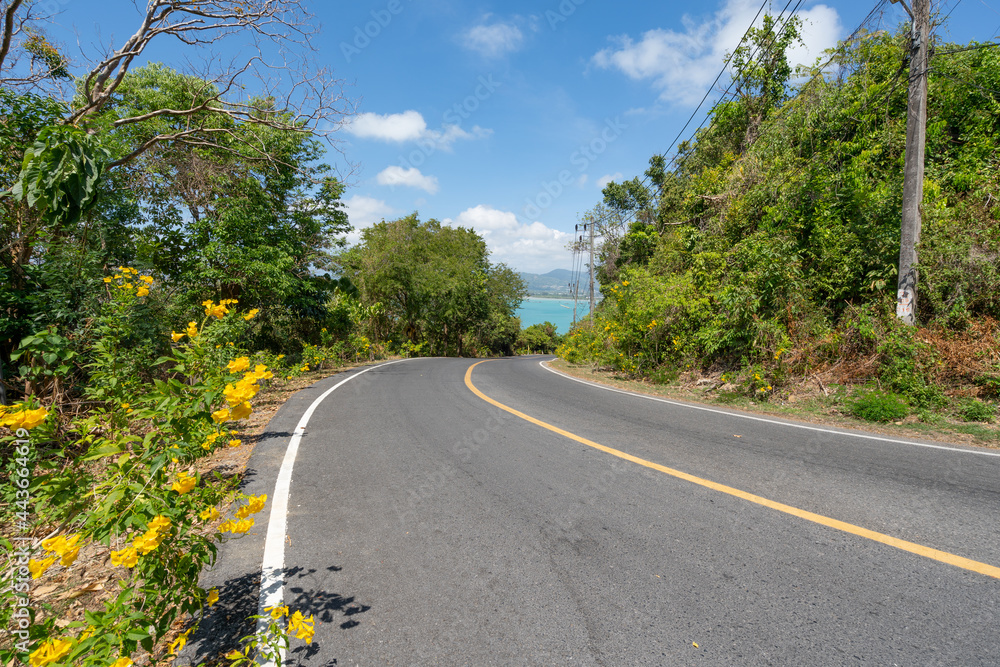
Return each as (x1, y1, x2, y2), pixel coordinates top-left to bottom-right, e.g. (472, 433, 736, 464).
(49, 1, 1000, 273)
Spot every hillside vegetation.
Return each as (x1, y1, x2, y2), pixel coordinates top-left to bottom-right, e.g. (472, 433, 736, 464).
(560, 23, 1000, 425)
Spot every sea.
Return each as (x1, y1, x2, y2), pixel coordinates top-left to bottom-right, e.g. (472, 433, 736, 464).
(515, 297, 592, 334)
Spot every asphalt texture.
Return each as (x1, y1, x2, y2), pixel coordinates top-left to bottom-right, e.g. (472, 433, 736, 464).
(182, 356, 1000, 666)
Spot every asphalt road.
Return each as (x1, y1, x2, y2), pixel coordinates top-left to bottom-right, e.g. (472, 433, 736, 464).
(186, 355, 1000, 666)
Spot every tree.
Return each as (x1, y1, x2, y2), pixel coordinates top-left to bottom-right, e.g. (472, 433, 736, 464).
(0, 3, 354, 365)
(338, 214, 526, 356)
(726, 13, 803, 150)
(0, 0, 352, 166)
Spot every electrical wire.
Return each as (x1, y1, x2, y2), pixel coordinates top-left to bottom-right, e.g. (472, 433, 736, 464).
(609, 0, 896, 231)
(611, 0, 810, 226)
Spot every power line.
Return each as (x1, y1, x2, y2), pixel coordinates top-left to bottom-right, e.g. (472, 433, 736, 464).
(612, 0, 809, 226)
(611, 0, 895, 231)
(936, 40, 1000, 52)
(624, 0, 802, 203)
(655, 0, 772, 180)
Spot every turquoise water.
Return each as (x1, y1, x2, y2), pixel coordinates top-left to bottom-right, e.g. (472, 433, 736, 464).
(516, 297, 591, 334)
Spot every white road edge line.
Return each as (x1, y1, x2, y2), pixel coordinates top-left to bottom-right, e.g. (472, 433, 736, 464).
(539, 360, 1000, 458)
(256, 359, 410, 666)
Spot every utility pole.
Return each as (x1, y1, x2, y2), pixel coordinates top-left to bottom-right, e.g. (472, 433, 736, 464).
(892, 0, 930, 325)
(575, 221, 596, 326)
(588, 219, 595, 324)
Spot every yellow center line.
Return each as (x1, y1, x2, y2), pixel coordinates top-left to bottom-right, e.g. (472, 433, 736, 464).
(465, 360, 1000, 580)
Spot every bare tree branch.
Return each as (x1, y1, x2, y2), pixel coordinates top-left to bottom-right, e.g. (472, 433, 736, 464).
(0, 1, 356, 174)
(0, 0, 24, 72)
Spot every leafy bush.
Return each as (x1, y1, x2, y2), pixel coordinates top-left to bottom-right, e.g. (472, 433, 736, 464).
(958, 399, 995, 423)
(0, 275, 315, 666)
(848, 389, 909, 422)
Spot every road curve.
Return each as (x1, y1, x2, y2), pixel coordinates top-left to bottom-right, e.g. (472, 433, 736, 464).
(188, 355, 1000, 666)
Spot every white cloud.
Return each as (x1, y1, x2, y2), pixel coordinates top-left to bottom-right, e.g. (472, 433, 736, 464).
(596, 172, 624, 189)
(376, 166, 440, 194)
(445, 205, 573, 273)
(462, 20, 524, 58)
(344, 110, 490, 151)
(592, 0, 842, 105)
(344, 110, 427, 142)
(342, 195, 399, 246)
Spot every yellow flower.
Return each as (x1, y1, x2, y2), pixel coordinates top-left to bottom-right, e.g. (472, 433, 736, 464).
(224, 378, 259, 406)
(229, 401, 252, 421)
(148, 515, 171, 532)
(186, 321, 199, 338)
(228, 439, 241, 448)
(200, 507, 221, 522)
(212, 408, 231, 424)
(41, 533, 82, 566)
(1, 406, 49, 430)
(109, 658, 133, 667)
(207, 588, 219, 607)
(301, 365, 309, 372)
(103, 277, 112, 283)
(203, 300, 229, 319)
(245, 494, 267, 514)
(171, 471, 197, 495)
(232, 518, 254, 534)
(227, 357, 250, 373)
(169, 629, 191, 656)
(622, 280, 629, 286)
(28, 556, 57, 579)
(140, 275, 154, 284)
(247, 364, 273, 381)
(29, 637, 72, 666)
(288, 610, 315, 643)
(219, 518, 255, 535)
(110, 546, 138, 568)
(243, 308, 260, 321)
(133, 529, 165, 555)
(171, 331, 185, 343)
(136, 286, 149, 297)
(267, 605, 289, 619)
(123, 282, 134, 290)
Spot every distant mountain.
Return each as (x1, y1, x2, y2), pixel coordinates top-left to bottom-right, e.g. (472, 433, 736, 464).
(519, 269, 600, 297)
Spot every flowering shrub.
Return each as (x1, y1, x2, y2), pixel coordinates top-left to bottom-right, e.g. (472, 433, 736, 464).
(0, 272, 312, 666)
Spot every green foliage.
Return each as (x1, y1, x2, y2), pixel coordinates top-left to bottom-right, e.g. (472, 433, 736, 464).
(10, 327, 77, 400)
(958, 399, 995, 423)
(848, 389, 910, 422)
(876, 321, 945, 408)
(517, 322, 562, 354)
(10, 124, 110, 226)
(338, 213, 526, 356)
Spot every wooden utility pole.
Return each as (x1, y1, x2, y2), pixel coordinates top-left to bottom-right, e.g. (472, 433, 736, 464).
(893, 0, 930, 325)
